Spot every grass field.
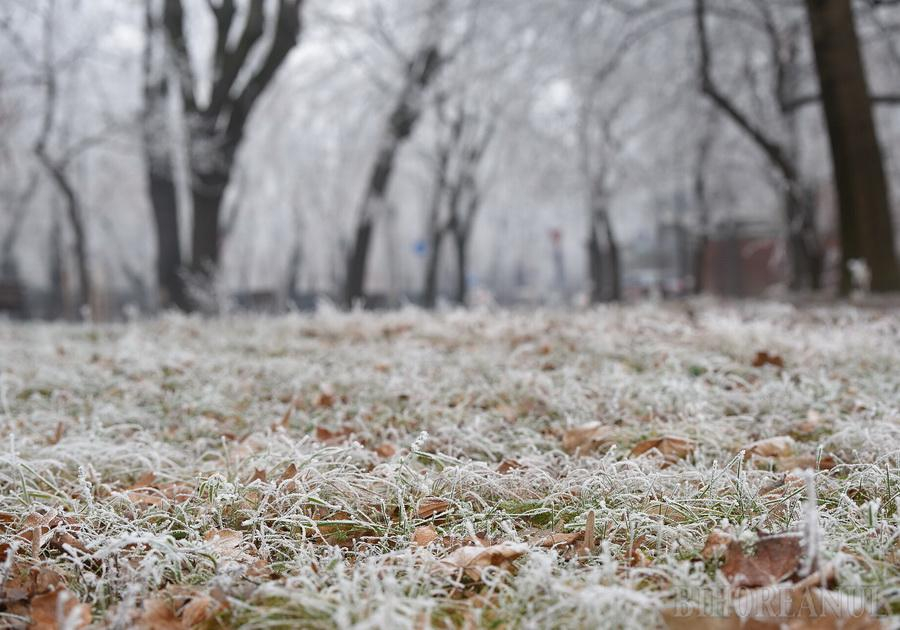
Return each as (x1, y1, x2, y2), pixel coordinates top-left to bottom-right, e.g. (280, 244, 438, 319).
(1, 302, 898, 628)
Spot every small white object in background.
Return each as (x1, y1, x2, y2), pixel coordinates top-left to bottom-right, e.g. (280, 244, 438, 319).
(847, 258, 871, 297)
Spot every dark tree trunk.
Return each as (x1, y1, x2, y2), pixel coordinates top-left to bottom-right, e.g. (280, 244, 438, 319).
(423, 229, 444, 308)
(47, 218, 64, 320)
(453, 231, 468, 305)
(587, 204, 621, 303)
(804, 0, 900, 293)
(37, 158, 90, 316)
(587, 224, 605, 303)
(190, 179, 227, 278)
(784, 185, 824, 291)
(147, 167, 190, 310)
(344, 46, 444, 307)
(143, 0, 190, 311)
(692, 125, 712, 295)
(160, 0, 303, 292)
(605, 219, 621, 301)
(346, 219, 375, 307)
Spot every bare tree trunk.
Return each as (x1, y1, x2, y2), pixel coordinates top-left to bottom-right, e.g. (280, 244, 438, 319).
(605, 217, 621, 301)
(692, 122, 713, 295)
(587, 197, 620, 303)
(785, 184, 824, 291)
(452, 229, 468, 305)
(47, 217, 64, 320)
(39, 164, 90, 314)
(162, 0, 303, 292)
(804, 0, 900, 293)
(147, 165, 188, 310)
(345, 46, 444, 307)
(143, 0, 189, 310)
(35, 130, 90, 317)
(587, 222, 605, 303)
(423, 229, 445, 308)
(695, 0, 824, 291)
(345, 151, 390, 307)
(32, 5, 90, 317)
(190, 177, 228, 277)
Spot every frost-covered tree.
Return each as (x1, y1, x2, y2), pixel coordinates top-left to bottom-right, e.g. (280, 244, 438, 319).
(145, 0, 305, 309)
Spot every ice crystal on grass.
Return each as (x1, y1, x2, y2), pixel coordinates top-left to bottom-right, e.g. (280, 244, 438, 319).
(0, 302, 898, 628)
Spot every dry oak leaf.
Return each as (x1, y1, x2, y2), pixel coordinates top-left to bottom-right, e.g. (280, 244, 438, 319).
(742, 436, 796, 459)
(138, 587, 226, 630)
(443, 542, 529, 580)
(752, 351, 785, 369)
(562, 422, 614, 454)
(701, 528, 735, 560)
(314, 384, 337, 408)
(721, 531, 802, 588)
(533, 531, 584, 549)
(29, 589, 91, 630)
(761, 473, 805, 497)
(180, 594, 221, 628)
(776, 454, 837, 472)
(534, 510, 597, 557)
(246, 469, 267, 483)
(496, 459, 522, 474)
(412, 526, 440, 547)
(416, 498, 451, 519)
(314, 425, 353, 444)
(19, 512, 88, 557)
(630, 436, 695, 462)
(203, 529, 244, 561)
(2, 566, 66, 603)
(279, 463, 298, 482)
(375, 443, 397, 458)
(137, 597, 181, 630)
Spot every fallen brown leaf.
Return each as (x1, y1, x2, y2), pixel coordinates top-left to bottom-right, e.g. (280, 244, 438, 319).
(416, 498, 451, 519)
(314, 384, 336, 408)
(29, 589, 91, 630)
(279, 463, 298, 482)
(775, 454, 837, 471)
(137, 597, 181, 630)
(442, 542, 528, 580)
(721, 531, 802, 588)
(631, 436, 695, 463)
(375, 443, 397, 458)
(412, 526, 439, 547)
(701, 528, 735, 560)
(314, 426, 353, 444)
(180, 594, 220, 627)
(534, 531, 584, 549)
(752, 351, 785, 369)
(562, 422, 614, 454)
(496, 459, 522, 474)
(760, 472, 805, 497)
(203, 529, 244, 561)
(742, 436, 796, 459)
(246, 469, 267, 483)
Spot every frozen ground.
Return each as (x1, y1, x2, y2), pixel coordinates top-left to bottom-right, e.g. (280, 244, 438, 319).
(0, 302, 898, 629)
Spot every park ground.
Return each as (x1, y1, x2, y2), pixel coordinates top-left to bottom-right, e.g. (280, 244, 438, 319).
(0, 301, 898, 629)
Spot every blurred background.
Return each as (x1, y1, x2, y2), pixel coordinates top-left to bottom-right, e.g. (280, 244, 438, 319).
(1, 0, 899, 320)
